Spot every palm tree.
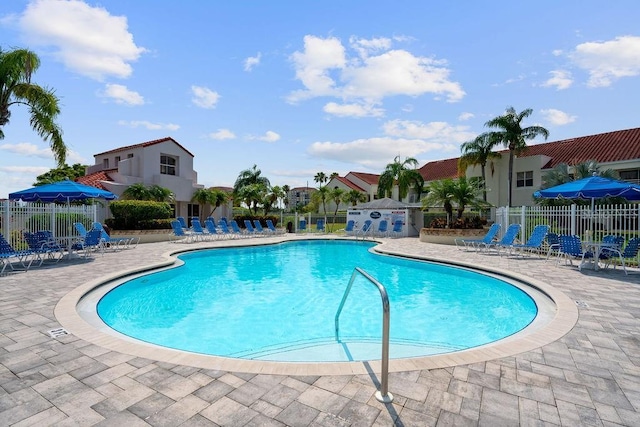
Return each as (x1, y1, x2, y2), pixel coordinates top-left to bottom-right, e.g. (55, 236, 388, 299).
(377, 156, 424, 201)
(263, 186, 282, 216)
(312, 185, 330, 215)
(449, 177, 487, 219)
(0, 47, 66, 165)
(191, 188, 228, 219)
(314, 172, 328, 188)
(122, 183, 151, 200)
(147, 185, 174, 202)
(233, 165, 270, 213)
(484, 107, 549, 207)
(541, 160, 617, 189)
(422, 178, 456, 224)
(281, 184, 290, 211)
(329, 172, 340, 181)
(459, 132, 502, 202)
(328, 187, 345, 231)
(343, 189, 367, 206)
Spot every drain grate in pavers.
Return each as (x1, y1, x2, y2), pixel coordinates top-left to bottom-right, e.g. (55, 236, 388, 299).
(575, 300, 589, 308)
(47, 328, 70, 338)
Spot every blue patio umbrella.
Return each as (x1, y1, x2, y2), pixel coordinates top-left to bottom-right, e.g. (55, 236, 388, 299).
(9, 179, 117, 203)
(533, 176, 640, 235)
(533, 176, 640, 201)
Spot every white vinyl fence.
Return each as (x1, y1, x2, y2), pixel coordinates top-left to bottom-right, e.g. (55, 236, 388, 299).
(495, 204, 640, 244)
(1, 200, 99, 248)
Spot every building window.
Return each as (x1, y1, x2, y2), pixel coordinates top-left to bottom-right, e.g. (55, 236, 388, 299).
(103, 158, 109, 169)
(114, 156, 120, 166)
(127, 153, 134, 159)
(516, 171, 533, 187)
(187, 204, 199, 222)
(619, 169, 640, 184)
(160, 154, 177, 175)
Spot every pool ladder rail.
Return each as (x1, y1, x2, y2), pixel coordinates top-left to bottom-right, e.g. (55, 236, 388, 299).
(335, 267, 393, 403)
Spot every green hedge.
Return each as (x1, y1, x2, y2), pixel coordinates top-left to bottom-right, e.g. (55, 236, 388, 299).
(107, 200, 172, 230)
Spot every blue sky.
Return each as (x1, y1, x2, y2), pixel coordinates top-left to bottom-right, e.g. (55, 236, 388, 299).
(1, 0, 639, 198)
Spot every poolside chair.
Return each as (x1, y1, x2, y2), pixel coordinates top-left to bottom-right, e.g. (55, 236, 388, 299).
(454, 223, 501, 251)
(230, 220, 248, 238)
(375, 220, 389, 237)
(218, 220, 238, 239)
(244, 219, 261, 237)
(0, 233, 34, 274)
(390, 220, 403, 238)
(507, 224, 549, 257)
(170, 220, 194, 243)
(92, 222, 133, 250)
(342, 220, 356, 236)
(266, 219, 283, 235)
(253, 220, 272, 235)
(356, 220, 373, 239)
(558, 234, 594, 270)
(480, 223, 521, 254)
(191, 218, 209, 241)
(601, 237, 640, 275)
(316, 218, 326, 233)
(23, 231, 64, 265)
(204, 219, 224, 239)
(298, 218, 307, 233)
(177, 216, 189, 230)
(74, 222, 90, 238)
(70, 229, 104, 258)
(545, 232, 561, 260)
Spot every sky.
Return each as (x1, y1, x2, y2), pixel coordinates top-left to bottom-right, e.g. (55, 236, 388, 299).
(1, 0, 640, 198)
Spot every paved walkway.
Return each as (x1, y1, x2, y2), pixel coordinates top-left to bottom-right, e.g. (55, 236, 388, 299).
(1, 235, 639, 426)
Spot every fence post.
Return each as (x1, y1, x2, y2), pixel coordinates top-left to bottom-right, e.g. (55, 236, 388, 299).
(2, 200, 9, 238)
(570, 204, 577, 235)
(521, 206, 527, 241)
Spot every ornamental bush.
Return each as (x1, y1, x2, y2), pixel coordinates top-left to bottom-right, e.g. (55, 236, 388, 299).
(107, 200, 172, 230)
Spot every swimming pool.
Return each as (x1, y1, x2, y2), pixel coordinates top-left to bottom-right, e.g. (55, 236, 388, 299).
(96, 240, 538, 362)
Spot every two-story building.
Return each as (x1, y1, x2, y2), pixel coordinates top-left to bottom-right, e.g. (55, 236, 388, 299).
(78, 137, 232, 220)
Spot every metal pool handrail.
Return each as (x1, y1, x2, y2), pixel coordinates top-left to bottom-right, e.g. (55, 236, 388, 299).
(335, 267, 393, 403)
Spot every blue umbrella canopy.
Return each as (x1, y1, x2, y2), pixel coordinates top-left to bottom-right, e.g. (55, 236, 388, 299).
(9, 179, 118, 203)
(533, 176, 640, 201)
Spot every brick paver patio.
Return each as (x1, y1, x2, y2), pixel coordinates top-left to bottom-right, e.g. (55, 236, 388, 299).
(1, 235, 639, 426)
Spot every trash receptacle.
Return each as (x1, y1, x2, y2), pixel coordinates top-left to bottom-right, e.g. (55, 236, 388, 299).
(286, 221, 293, 233)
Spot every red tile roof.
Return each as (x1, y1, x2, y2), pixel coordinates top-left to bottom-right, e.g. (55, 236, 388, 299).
(347, 171, 380, 185)
(94, 137, 195, 158)
(419, 157, 461, 181)
(76, 169, 117, 190)
(335, 176, 365, 191)
(519, 127, 640, 168)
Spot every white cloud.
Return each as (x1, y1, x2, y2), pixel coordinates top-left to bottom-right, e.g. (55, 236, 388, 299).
(307, 119, 471, 168)
(540, 108, 577, 126)
(458, 112, 474, 121)
(191, 85, 220, 109)
(288, 35, 464, 113)
(16, 0, 146, 81)
(208, 129, 236, 140)
(382, 120, 475, 143)
(258, 131, 280, 143)
(323, 102, 384, 118)
(0, 165, 50, 174)
(541, 70, 573, 90)
(102, 84, 144, 105)
(118, 120, 180, 131)
(0, 142, 54, 159)
(244, 52, 261, 71)
(0, 166, 52, 198)
(570, 35, 640, 87)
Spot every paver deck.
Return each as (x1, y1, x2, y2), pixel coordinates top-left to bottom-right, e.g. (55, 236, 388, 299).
(1, 234, 639, 426)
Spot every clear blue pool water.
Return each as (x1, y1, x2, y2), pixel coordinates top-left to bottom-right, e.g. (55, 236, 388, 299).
(97, 240, 538, 362)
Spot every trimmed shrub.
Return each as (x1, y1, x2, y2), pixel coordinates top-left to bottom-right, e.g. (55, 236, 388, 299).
(108, 200, 172, 230)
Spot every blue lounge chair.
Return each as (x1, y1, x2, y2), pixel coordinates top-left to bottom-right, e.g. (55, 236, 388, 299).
(93, 222, 135, 250)
(356, 220, 373, 239)
(244, 219, 260, 236)
(343, 220, 356, 236)
(266, 219, 283, 234)
(507, 224, 549, 257)
(253, 220, 272, 235)
(298, 218, 307, 233)
(177, 216, 188, 229)
(230, 220, 247, 238)
(23, 231, 64, 265)
(545, 232, 561, 260)
(191, 218, 208, 240)
(390, 220, 403, 238)
(74, 222, 90, 238)
(601, 237, 640, 275)
(71, 229, 104, 258)
(558, 234, 594, 269)
(480, 223, 521, 254)
(375, 220, 389, 237)
(205, 219, 224, 239)
(0, 233, 34, 274)
(218, 220, 238, 239)
(316, 218, 326, 233)
(454, 223, 501, 251)
(170, 220, 194, 243)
